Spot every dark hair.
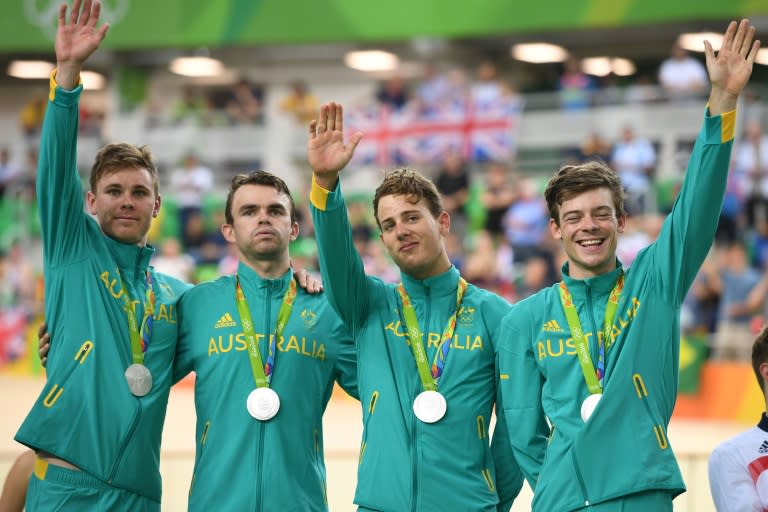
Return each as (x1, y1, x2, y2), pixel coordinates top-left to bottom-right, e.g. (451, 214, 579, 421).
(225, 171, 297, 225)
(752, 326, 768, 391)
(372, 168, 443, 228)
(90, 143, 158, 194)
(544, 160, 625, 224)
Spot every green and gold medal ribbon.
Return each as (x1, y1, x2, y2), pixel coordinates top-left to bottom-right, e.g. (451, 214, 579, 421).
(558, 272, 624, 394)
(235, 277, 297, 388)
(396, 278, 468, 392)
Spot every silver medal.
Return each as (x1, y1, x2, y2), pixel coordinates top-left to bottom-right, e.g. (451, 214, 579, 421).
(246, 388, 281, 421)
(125, 363, 153, 397)
(580, 393, 602, 422)
(413, 390, 447, 423)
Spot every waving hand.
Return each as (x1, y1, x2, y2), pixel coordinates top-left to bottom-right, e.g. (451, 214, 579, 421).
(307, 102, 363, 190)
(55, 0, 110, 90)
(705, 19, 760, 115)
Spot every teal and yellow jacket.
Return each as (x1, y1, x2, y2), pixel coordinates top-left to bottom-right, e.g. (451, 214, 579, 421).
(311, 181, 522, 512)
(498, 110, 736, 511)
(15, 76, 190, 502)
(173, 263, 358, 511)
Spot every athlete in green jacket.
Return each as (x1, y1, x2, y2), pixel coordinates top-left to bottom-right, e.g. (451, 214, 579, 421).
(308, 104, 522, 511)
(497, 19, 760, 512)
(172, 171, 357, 511)
(15, 1, 190, 509)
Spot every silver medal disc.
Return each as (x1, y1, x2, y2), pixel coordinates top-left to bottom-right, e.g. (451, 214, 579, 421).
(125, 363, 153, 397)
(413, 390, 447, 423)
(580, 393, 602, 422)
(246, 388, 281, 421)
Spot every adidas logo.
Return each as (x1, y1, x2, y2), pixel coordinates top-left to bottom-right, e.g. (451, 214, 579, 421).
(214, 313, 237, 329)
(542, 320, 563, 332)
(759, 440, 768, 454)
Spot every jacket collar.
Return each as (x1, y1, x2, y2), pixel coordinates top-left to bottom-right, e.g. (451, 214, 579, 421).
(236, 261, 292, 296)
(400, 265, 460, 299)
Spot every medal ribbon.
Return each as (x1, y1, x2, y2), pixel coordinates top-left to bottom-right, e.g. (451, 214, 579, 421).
(396, 278, 468, 392)
(558, 272, 624, 394)
(123, 270, 156, 365)
(235, 276, 297, 388)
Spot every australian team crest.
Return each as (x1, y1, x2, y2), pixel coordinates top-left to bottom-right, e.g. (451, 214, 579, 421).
(458, 306, 475, 326)
(301, 309, 318, 329)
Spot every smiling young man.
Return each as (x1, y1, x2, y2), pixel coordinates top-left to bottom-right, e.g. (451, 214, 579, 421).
(497, 19, 760, 511)
(14, 1, 191, 510)
(172, 171, 357, 511)
(307, 103, 522, 511)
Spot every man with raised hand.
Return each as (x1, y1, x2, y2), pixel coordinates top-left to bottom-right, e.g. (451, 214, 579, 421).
(308, 104, 522, 511)
(497, 19, 759, 511)
(15, 1, 191, 510)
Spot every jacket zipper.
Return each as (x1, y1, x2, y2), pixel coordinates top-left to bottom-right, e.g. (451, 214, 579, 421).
(256, 283, 274, 512)
(108, 400, 142, 483)
(411, 285, 432, 511)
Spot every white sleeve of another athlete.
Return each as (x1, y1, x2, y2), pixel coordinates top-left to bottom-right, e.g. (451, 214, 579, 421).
(708, 443, 763, 512)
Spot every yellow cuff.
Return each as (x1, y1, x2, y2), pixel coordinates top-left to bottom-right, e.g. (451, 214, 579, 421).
(721, 110, 735, 143)
(49, 69, 83, 101)
(310, 174, 331, 211)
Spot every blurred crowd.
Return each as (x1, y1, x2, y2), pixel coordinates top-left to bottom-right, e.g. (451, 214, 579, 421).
(1, 42, 767, 368)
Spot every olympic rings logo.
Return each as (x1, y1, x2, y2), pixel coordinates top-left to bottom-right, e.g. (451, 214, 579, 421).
(24, 0, 129, 40)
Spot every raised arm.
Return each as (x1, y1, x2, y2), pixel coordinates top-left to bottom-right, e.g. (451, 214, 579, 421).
(652, 19, 759, 304)
(38, 0, 109, 264)
(308, 103, 375, 333)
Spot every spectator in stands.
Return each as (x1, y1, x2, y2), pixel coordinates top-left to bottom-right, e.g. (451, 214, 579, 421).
(462, 229, 510, 294)
(19, 94, 47, 139)
(707, 240, 763, 361)
(168, 151, 214, 247)
(611, 125, 656, 215)
(624, 74, 663, 104)
(578, 132, 612, 163)
(150, 237, 196, 283)
(434, 148, 471, 237)
(708, 326, 768, 510)
(376, 74, 409, 111)
(558, 56, 595, 110)
(225, 78, 263, 124)
(470, 60, 503, 108)
(0, 147, 21, 197)
(502, 176, 549, 264)
(171, 86, 211, 127)
(481, 161, 517, 240)
(280, 80, 319, 125)
(734, 120, 768, 232)
(658, 43, 708, 101)
(513, 255, 552, 302)
(415, 63, 450, 114)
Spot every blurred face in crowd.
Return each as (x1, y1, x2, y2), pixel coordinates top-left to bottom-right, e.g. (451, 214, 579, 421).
(86, 167, 160, 246)
(550, 187, 625, 279)
(377, 194, 451, 280)
(222, 184, 298, 265)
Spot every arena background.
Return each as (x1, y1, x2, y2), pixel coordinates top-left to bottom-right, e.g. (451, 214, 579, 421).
(2, 0, 768, 510)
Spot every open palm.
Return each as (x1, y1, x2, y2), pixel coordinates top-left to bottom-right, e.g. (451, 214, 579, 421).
(307, 102, 362, 175)
(55, 0, 109, 65)
(705, 19, 760, 97)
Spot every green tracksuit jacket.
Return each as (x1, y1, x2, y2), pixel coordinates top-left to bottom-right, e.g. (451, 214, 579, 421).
(15, 77, 190, 502)
(498, 110, 736, 511)
(310, 181, 522, 512)
(173, 263, 358, 511)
